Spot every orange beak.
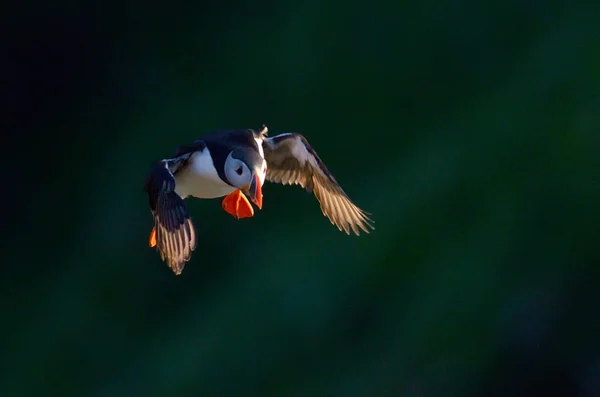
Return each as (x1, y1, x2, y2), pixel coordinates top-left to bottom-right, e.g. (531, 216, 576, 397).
(247, 173, 263, 209)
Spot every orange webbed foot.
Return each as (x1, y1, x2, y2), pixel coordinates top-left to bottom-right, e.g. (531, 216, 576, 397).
(222, 189, 255, 219)
(149, 227, 157, 248)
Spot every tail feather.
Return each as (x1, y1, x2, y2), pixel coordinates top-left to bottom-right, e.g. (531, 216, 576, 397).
(144, 159, 197, 275)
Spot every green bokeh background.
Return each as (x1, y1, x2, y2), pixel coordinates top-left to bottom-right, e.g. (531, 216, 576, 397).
(3, 1, 599, 396)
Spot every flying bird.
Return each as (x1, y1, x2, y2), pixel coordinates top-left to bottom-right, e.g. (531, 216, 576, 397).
(144, 125, 374, 275)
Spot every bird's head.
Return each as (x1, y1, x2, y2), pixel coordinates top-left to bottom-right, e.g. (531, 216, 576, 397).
(224, 148, 265, 209)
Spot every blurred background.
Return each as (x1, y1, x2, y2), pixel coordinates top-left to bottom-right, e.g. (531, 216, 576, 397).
(2, 1, 599, 396)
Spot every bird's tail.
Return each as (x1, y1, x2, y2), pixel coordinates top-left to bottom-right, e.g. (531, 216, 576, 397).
(145, 161, 197, 275)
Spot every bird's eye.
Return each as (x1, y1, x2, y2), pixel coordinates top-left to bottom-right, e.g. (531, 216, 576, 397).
(235, 166, 243, 175)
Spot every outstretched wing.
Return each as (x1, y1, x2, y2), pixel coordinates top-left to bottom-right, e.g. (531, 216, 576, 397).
(263, 133, 374, 235)
(144, 154, 198, 275)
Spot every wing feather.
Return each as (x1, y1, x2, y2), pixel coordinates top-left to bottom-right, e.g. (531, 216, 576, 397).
(263, 133, 374, 235)
(144, 155, 198, 274)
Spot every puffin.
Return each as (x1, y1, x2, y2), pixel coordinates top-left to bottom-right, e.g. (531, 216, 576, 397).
(144, 125, 374, 275)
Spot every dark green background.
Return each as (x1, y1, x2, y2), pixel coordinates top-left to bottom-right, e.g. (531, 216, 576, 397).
(3, 1, 599, 396)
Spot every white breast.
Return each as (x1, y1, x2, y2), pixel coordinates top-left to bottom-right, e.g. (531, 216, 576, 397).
(174, 149, 235, 199)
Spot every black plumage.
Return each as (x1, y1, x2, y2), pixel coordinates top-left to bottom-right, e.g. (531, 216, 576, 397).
(144, 158, 197, 275)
